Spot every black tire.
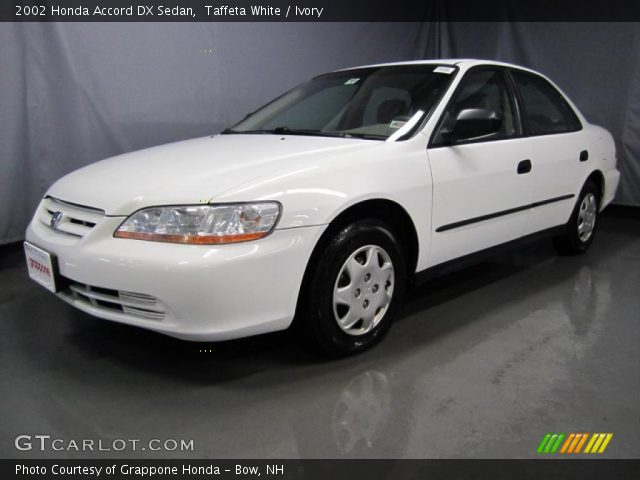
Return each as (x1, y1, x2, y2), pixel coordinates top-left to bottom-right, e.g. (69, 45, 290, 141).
(301, 219, 406, 358)
(553, 180, 600, 255)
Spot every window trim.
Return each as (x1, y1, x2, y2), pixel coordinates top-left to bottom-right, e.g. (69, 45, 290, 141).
(428, 65, 526, 149)
(508, 67, 583, 138)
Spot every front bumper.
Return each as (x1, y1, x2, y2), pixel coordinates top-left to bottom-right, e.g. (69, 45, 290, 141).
(26, 206, 325, 341)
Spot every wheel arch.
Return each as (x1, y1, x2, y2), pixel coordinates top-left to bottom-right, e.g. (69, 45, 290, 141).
(293, 198, 420, 322)
(584, 170, 605, 208)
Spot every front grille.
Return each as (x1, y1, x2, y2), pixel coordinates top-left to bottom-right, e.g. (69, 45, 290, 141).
(64, 278, 165, 321)
(38, 197, 104, 238)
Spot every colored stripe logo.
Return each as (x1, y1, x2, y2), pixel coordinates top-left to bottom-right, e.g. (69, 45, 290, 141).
(537, 433, 613, 454)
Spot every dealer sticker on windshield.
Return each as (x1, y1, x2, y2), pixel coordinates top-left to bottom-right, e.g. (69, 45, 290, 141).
(389, 120, 407, 129)
(344, 78, 360, 85)
(24, 241, 57, 293)
(434, 66, 455, 74)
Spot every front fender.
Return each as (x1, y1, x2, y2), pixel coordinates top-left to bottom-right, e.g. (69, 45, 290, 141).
(213, 135, 434, 270)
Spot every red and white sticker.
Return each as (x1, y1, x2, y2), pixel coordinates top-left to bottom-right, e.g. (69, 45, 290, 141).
(24, 242, 57, 293)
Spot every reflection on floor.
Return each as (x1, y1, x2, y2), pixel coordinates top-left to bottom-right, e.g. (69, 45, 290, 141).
(1, 215, 638, 458)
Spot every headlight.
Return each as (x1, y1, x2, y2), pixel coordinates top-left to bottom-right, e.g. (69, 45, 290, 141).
(114, 202, 281, 244)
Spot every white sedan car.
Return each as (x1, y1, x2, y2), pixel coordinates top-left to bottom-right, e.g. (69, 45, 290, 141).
(25, 59, 620, 356)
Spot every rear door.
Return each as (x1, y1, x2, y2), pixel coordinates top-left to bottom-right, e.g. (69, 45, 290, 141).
(510, 69, 587, 234)
(427, 67, 534, 267)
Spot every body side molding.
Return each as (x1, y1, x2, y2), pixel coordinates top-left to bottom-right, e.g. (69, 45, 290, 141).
(435, 194, 575, 233)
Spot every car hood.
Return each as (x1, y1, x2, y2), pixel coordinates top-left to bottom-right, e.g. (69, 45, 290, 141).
(47, 134, 374, 216)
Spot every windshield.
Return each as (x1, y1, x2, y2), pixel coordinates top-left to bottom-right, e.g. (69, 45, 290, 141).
(227, 65, 457, 140)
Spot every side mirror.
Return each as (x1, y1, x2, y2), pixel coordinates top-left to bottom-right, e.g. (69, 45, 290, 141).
(446, 108, 502, 144)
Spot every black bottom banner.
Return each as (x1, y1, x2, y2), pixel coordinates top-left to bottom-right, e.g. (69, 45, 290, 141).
(6, 459, 640, 480)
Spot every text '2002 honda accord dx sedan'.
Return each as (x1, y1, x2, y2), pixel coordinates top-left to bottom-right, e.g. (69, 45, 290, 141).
(25, 60, 620, 356)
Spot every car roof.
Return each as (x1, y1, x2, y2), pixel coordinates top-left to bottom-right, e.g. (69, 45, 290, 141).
(339, 59, 537, 73)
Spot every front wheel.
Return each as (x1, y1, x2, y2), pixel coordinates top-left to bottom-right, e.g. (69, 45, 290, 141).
(302, 219, 406, 357)
(553, 181, 600, 255)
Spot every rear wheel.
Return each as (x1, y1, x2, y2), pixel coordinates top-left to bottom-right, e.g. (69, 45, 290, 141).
(553, 181, 600, 255)
(302, 219, 406, 357)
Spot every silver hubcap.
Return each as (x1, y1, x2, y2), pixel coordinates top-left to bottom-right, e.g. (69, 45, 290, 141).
(578, 193, 597, 242)
(333, 245, 395, 336)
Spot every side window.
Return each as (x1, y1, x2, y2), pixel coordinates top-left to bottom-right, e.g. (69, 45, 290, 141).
(432, 69, 520, 145)
(511, 70, 581, 135)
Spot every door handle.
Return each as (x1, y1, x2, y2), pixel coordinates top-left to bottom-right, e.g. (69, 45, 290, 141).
(580, 150, 589, 162)
(517, 159, 532, 174)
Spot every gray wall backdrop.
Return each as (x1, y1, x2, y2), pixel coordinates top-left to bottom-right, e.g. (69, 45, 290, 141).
(0, 22, 638, 245)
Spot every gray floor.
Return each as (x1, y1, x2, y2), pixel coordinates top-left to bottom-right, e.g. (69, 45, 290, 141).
(1, 215, 639, 459)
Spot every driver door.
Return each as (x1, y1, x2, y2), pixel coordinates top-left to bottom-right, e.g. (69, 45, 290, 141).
(426, 68, 534, 267)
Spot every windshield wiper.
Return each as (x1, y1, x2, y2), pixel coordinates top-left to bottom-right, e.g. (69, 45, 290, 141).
(268, 127, 350, 138)
(334, 132, 386, 140)
(221, 127, 383, 140)
(226, 127, 331, 136)
(275, 128, 385, 140)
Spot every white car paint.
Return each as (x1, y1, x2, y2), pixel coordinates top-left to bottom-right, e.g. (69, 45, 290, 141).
(427, 136, 535, 265)
(25, 59, 621, 341)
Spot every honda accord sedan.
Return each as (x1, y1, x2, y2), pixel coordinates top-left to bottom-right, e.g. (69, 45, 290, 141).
(25, 60, 620, 356)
